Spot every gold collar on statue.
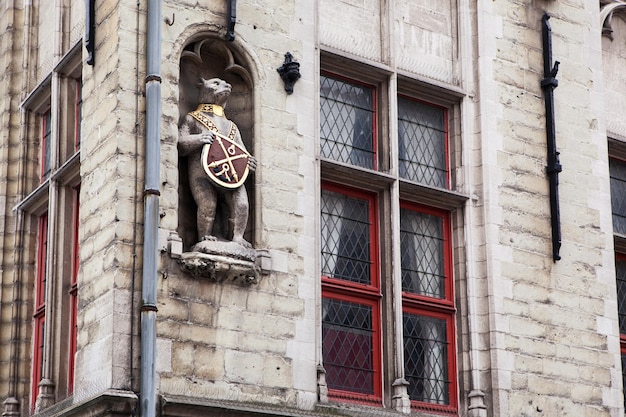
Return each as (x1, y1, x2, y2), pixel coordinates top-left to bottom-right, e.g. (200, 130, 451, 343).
(196, 103, 225, 117)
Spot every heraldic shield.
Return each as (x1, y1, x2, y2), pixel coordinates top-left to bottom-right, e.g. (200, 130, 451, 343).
(201, 133, 251, 189)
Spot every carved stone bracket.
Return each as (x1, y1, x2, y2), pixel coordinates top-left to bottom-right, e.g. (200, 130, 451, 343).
(2, 397, 19, 417)
(601, 0, 626, 40)
(177, 240, 271, 285)
(316, 365, 329, 403)
(34, 379, 55, 413)
(179, 251, 260, 285)
(391, 378, 411, 413)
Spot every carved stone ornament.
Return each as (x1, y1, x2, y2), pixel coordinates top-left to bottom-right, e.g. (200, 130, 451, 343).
(177, 38, 261, 284)
(178, 249, 260, 285)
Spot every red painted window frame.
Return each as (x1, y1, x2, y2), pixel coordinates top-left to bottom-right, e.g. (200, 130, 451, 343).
(400, 201, 454, 306)
(321, 181, 382, 405)
(400, 201, 457, 414)
(397, 94, 450, 190)
(67, 186, 80, 394)
(320, 71, 378, 171)
(32, 213, 48, 410)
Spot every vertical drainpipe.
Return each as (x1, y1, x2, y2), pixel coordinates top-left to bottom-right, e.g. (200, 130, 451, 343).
(141, 0, 161, 416)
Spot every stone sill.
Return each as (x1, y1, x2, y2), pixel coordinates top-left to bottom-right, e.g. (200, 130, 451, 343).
(160, 395, 453, 417)
(31, 389, 137, 417)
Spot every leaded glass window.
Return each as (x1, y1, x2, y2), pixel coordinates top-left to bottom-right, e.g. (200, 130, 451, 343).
(611, 158, 626, 234)
(322, 298, 375, 395)
(401, 208, 445, 299)
(319, 61, 459, 413)
(321, 189, 373, 285)
(403, 313, 450, 405)
(617, 257, 626, 334)
(398, 96, 448, 188)
(320, 74, 375, 170)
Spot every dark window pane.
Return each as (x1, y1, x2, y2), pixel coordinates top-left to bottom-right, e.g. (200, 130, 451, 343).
(616, 257, 626, 334)
(323, 298, 374, 394)
(611, 158, 626, 234)
(42, 111, 52, 180)
(401, 208, 445, 298)
(320, 75, 375, 169)
(321, 189, 372, 285)
(75, 80, 82, 150)
(398, 97, 447, 188)
(403, 313, 449, 405)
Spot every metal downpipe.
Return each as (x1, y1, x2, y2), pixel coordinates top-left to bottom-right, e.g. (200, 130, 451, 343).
(140, 0, 161, 416)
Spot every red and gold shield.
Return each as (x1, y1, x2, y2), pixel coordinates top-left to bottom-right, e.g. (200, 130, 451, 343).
(201, 134, 250, 189)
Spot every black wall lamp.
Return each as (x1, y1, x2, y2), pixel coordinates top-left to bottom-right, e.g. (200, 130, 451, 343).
(277, 52, 301, 94)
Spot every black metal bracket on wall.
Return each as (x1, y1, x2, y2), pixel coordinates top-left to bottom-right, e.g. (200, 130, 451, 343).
(541, 13, 562, 261)
(85, 0, 95, 65)
(225, 0, 237, 41)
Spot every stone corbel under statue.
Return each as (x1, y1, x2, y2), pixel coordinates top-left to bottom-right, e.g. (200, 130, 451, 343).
(176, 40, 263, 284)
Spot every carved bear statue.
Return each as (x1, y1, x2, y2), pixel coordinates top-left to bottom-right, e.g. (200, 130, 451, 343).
(178, 78, 256, 250)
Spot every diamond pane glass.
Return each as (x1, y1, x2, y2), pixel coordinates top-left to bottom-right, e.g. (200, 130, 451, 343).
(611, 158, 626, 234)
(398, 96, 447, 188)
(616, 257, 626, 334)
(321, 189, 372, 285)
(403, 313, 449, 405)
(322, 298, 374, 394)
(400, 209, 445, 298)
(320, 75, 375, 169)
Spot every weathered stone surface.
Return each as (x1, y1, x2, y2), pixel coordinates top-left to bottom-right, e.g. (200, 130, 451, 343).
(178, 249, 259, 285)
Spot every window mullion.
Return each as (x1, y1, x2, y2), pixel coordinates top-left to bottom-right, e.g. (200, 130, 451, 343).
(37, 71, 64, 400)
(388, 180, 411, 412)
(388, 74, 399, 178)
(36, 180, 60, 411)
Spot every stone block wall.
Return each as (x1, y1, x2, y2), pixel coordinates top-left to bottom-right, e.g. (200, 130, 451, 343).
(156, 0, 318, 410)
(473, 0, 621, 415)
(75, 0, 143, 398)
(0, 1, 622, 416)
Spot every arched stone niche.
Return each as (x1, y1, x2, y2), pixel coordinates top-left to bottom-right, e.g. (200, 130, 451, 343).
(601, 0, 626, 40)
(177, 37, 255, 254)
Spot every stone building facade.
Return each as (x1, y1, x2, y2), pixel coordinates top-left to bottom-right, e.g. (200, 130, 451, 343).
(0, 0, 625, 416)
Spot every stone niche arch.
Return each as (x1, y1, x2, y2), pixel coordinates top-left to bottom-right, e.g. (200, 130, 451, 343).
(601, 0, 626, 40)
(601, 1, 626, 140)
(177, 36, 255, 252)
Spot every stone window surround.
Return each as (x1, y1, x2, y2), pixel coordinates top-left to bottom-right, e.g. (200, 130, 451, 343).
(318, 51, 468, 415)
(15, 41, 82, 414)
(609, 137, 626, 408)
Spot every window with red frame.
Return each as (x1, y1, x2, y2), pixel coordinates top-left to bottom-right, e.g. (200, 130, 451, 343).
(67, 186, 80, 394)
(321, 183, 381, 404)
(400, 203, 456, 412)
(319, 62, 459, 413)
(320, 73, 377, 170)
(32, 213, 48, 410)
